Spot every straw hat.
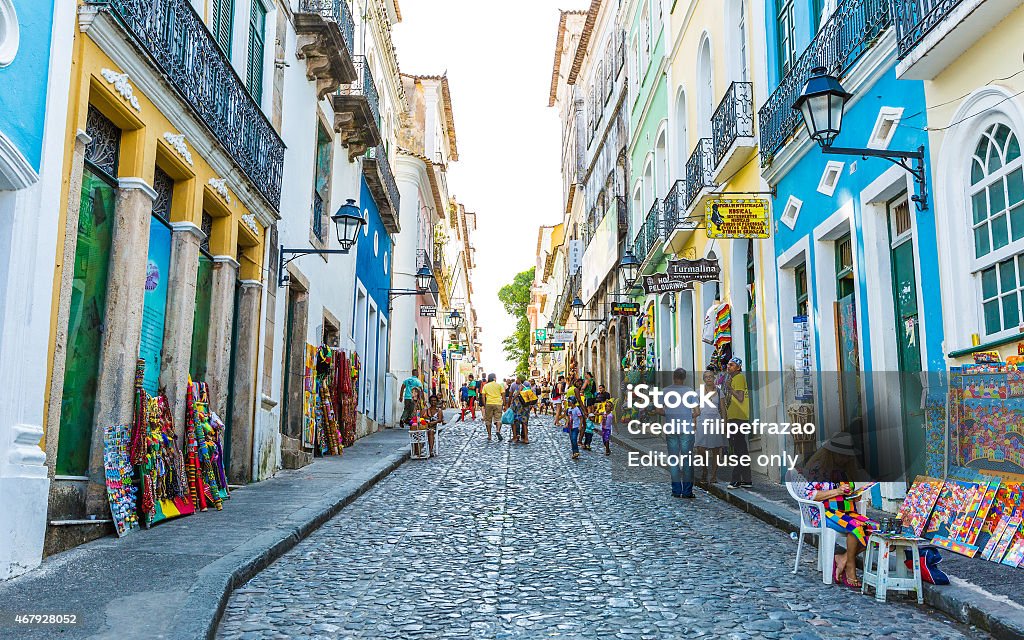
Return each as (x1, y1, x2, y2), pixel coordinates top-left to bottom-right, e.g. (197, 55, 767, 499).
(822, 432, 857, 456)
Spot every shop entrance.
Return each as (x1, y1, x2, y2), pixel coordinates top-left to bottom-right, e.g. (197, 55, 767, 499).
(834, 234, 864, 462)
(888, 195, 925, 478)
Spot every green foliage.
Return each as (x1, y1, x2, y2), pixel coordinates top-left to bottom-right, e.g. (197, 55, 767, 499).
(497, 267, 535, 378)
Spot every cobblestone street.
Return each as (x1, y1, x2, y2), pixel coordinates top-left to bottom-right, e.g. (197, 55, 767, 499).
(217, 416, 987, 640)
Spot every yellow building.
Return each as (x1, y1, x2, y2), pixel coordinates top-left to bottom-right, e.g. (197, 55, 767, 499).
(44, 1, 280, 551)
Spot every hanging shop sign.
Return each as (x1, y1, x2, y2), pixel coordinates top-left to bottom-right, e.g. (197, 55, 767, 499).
(706, 198, 771, 239)
(551, 330, 574, 343)
(535, 344, 552, 354)
(550, 343, 566, 352)
(535, 328, 548, 341)
(419, 305, 437, 317)
(610, 302, 641, 316)
(666, 257, 721, 283)
(450, 353, 464, 360)
(447, 343, 462, 352)
(640, 273, 695, 295)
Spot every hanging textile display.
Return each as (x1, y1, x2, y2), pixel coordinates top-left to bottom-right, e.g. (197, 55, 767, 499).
(103, 423, 138, 537)
(185, 381, 228, 512)
(302, 344, 317, 447)
(338, 350, 357, 447)
(139, 393, 193, 526)
(314, 345, 343, 456)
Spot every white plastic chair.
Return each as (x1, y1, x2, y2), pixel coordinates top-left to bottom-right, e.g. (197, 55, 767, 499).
(786, 470, 839, 584)
(409, 429, 430, 459)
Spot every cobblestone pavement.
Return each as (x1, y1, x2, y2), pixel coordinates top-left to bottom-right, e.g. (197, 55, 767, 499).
(217, 416, 988, 640)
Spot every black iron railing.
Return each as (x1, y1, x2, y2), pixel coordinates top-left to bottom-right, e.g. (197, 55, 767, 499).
(758, 0, 892, 164)
(342, 55, 380, 126)
(367, 145, 400, 213)
(893, 0, 965, 59)
(711, 81, 755, 168)
(298, 0, 356, 54)
(632, 200, 663, 263)
(685, 139, 716, 208)
(664, 179, 698, 234)
(89, 0, 285, 209)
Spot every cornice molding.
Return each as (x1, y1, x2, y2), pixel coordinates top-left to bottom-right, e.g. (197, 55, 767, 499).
(0, 129, 39, 190)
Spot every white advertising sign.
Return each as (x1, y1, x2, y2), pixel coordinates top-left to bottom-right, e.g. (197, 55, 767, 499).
(581, 210, 618, 303)
(551, 330, 575, 343)
(568, 239, 583, 276)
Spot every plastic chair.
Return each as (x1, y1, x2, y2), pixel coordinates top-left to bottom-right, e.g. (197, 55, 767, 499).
(409, 429, 430, 459)
(785, 470, 838, 585)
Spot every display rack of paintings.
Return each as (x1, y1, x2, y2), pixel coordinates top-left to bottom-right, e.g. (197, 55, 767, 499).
(897, 477, 943, 537)
(103, 423, 138, 536)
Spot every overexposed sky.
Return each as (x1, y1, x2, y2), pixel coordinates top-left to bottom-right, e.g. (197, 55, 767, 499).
(393, 0, 570, 377)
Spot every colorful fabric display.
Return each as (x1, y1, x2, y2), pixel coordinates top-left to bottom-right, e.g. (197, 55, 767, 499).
(103, 423, 138, 537)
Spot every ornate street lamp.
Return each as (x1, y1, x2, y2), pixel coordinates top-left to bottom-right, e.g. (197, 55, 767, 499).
(415, 265, 434, 292)
(619, 249, 640, 286)
(571, 296, 603, 323)
(278, 198, 364, 286)
(444, 309, 464, 330)
(793, 66, 928, 210)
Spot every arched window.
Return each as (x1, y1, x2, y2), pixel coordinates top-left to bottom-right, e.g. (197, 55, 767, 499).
(655, 126, 668, 199)
(674, 89, 689, 175)
(734, 0, 749, 82)
(696, 36, 713, 139)
(970, 122, 1024, 336)
(642, 156, 655, 210)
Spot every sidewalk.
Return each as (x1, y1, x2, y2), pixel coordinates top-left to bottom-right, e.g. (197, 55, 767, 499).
(611, 430, 1024, 640)
(0, 427, 413, 640)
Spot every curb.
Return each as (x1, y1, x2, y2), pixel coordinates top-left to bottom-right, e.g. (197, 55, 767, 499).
(171, 447, 410, 640)
(610, 433, 1024, 640)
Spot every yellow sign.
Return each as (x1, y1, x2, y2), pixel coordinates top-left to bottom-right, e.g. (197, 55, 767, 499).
(706, 198, 771, 239)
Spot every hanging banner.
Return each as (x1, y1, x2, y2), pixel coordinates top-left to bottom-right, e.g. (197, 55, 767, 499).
(611, 302, 641, 316)
(666, 257, 721, 282)
(641, 273, 695, 295)
(581, 209, 618, 303)
(550, 343, 566, 352)
(706, 198, 771, 239)
(419, 305, 437, 317)
(551, 330, 574, 343)
(139, 219, 172, 394)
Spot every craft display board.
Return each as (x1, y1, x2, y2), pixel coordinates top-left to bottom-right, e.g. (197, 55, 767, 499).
(897, 476, 942, 537)
(950, 366, 1024, 483)
(103, 423, 138, 536)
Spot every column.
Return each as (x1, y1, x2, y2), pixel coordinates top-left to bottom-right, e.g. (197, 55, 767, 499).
(86, 178, 156, 514)
(159, 222, 203, 437)
(206, 256, 239, 418)
(228, 280, 262, 483)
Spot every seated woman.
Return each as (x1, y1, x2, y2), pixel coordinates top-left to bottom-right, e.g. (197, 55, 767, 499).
(800, 432, 877, 588)
(423, 394, 445, 457)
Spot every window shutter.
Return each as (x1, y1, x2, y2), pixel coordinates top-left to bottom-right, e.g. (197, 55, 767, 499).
(212, 0, 234, 55)
(246, 0, 266, 102)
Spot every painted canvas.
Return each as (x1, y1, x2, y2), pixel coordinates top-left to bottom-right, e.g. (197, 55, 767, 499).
(981, 516, 1012, 561)
(899, 476, 943, 537)
(989, 517, 1022, 563)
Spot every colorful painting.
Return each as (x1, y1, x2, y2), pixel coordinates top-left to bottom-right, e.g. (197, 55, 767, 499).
(924, 395, 947, 477)
(982, 516, 1013, 560)
(925, 480, 974, 540)
(303, 344, 316, 448)
(989, 517, 1022, 563)
(899, 476, 944, 537)
(103, 423, 138, 537)
(1001, 534, 1024, 567)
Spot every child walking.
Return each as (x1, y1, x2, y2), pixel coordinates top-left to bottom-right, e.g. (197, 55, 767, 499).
(600, 399, 615, 456)
(566, 397, 583, 460)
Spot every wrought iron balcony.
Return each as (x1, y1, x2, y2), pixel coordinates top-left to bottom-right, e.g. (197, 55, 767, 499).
(312, 191, 325, 242)
(333, 55, 382, 160)
(711, 81, 755, 170)
(553, 270, 581, 326)
(758, 0, 891, 164)
(363, 145, 401, 233)
(295, 0, 358, 97)
(632, 200, 663, 265)
(894, 0, 964, 59)
(86, 0, 285, 209)
(615, 196, 629, 238)
(685, 138, 716, 209)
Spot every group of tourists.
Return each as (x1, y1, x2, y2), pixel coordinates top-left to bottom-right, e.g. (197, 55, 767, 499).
(398, 368, 446, 456)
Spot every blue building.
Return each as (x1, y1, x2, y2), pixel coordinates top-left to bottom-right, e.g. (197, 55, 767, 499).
(0, 0, 65, 579)
(353, 175, 393, 424)
(759, 0, 942, 497)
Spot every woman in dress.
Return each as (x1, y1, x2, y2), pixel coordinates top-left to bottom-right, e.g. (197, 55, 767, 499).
(800, 432, 876, 588)
(694, 371, 729, 483)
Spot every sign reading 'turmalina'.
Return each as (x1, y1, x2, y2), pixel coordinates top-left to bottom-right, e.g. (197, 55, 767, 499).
(706, 198, 771, 239)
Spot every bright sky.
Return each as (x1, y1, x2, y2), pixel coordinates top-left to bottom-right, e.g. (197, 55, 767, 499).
(393, 0, 569, 377)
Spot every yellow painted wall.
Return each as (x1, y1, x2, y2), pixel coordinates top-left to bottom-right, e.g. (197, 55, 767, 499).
(43, 17, 267, 434)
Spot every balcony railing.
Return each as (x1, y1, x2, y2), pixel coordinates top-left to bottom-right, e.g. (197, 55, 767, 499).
(662, 179, 689, 233)
(342, 55, 380, 126)
(685, 138, 716, 208)
(298, 0, 355, 54)
(89, 0, 285, 209)
(711, 81, 755, 169)
(363, 145, 401, 232)
(893, 0, 965, 59)
(632, 200, 663, 264)
(758, 0, 892, 164)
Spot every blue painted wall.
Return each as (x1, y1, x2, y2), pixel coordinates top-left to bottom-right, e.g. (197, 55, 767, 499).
(355, 177, 391, 319)
(0, 0, 55, 172)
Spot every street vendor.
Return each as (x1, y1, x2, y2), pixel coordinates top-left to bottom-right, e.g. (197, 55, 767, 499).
(423, 394, 445, 457)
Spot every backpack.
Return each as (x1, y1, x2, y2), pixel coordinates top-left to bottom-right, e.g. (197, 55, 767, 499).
(520, 386, 539, 406)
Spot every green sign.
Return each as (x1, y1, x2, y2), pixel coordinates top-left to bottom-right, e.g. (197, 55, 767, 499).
(534, 328, 547, 341)
(550, 343, 565, 352)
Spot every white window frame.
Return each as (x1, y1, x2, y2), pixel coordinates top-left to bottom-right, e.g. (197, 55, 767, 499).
(0, 0, 19, 67)
(817, 161, 845, 196)
(866, 106, 904, 150)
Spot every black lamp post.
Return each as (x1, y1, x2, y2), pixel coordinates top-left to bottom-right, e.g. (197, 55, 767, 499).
(571, 295, 604, 323)
(793, 66, 928, 211)
(388, 265, 436, 310)
(278, 199, 364, 286)
(619, 249, 640, 286)
(444, 309, 464, 330)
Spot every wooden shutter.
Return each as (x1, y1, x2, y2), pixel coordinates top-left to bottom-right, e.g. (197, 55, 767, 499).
(246, 0, 266, 101)
(212, 0, 234, 55)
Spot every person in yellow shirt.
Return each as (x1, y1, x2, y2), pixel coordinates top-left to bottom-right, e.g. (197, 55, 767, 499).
(723, 357, 752, 489)
(481, 373, 506, 442)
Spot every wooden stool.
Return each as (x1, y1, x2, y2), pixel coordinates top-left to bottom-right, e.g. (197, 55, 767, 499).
(862, 533, 924, 604)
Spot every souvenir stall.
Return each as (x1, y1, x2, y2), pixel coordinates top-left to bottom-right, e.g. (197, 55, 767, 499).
(898, 352, 1024, 569)
(339, 351, 359, 447)
(102, 360, 231, 537)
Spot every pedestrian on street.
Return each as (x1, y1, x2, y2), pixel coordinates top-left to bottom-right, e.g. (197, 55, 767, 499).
(565, 397, 583, 460)
(552, 376, 566, 427)
(723, 358, 753, 490)
(594, 384, 611, 406)
(510, 376, 535, 444)
(600, 399, 615, 456)
(695, 370, 728, 484)
(424, 394, 446, 457)
(582, 372, 597, 408)
(582, 409, 598, 451)
(481, 373, 506, 442)
(460, 374, 479, 421)
(539, 380, 551, 415)
(457, 383, 469, 421)
(399, 368, 424, 428)
(657, 368, 698, 499)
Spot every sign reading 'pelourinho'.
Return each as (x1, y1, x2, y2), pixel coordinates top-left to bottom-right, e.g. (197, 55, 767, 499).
(705, 198, 771, 239)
